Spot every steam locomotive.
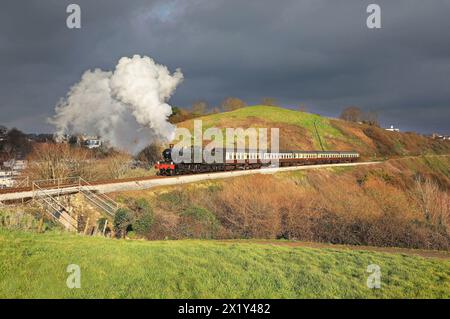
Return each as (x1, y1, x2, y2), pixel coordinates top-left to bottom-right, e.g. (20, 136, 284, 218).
(155, 146, 359, 176)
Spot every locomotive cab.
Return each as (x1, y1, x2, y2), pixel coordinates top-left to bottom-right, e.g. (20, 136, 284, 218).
(162, 148, 172, 162)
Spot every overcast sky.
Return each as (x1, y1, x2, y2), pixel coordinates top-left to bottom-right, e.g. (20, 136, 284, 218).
(1, 0, 449, 134)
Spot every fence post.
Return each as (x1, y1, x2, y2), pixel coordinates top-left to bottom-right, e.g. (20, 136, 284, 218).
(102, 219, 108, 236)
(83, 217, 90, 235)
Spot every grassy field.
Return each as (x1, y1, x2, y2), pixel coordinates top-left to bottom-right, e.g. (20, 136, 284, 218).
(0, 230, 448, 298)
(178, 105, 343, 150)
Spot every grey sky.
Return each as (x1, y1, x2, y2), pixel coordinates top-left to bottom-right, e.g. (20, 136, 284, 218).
(1, 0, 449, 134)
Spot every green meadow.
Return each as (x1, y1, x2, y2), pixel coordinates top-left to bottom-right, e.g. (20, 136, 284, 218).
(0, 230, 448, 298)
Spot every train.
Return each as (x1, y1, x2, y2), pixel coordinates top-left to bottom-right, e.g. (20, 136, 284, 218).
(155, 146, 360, 176)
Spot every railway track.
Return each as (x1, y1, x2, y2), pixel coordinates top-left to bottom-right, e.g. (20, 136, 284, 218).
(0, 175, 165, 195)
(0, 161, 381, 202)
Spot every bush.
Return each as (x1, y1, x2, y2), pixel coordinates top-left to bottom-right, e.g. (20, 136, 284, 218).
(179, 206, 219, 239)
(0, 209, 38, 231)
(113, 208, 133, 238)
(157, 190, 189, 212)
(133, 210, 154, 237)
(0, 208, 55, 232)
(121, 198, 155, 238)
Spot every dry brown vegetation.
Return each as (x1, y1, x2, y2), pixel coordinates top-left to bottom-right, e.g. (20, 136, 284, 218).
(330, 119, 450, 158)
(25, 143, 151, 181)
(25, 143, 93, 180)
(116, 156, 450, 250)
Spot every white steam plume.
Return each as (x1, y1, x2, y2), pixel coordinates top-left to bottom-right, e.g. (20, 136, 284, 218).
(50, 55, 183, 154)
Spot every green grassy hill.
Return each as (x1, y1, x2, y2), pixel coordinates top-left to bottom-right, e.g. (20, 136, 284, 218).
(0, 230, 448, 298)
(176, 106, 450, 159)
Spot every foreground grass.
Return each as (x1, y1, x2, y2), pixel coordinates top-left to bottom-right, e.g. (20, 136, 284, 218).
(0, 230, 448, 298)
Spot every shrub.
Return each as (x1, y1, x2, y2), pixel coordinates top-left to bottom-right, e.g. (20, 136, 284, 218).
(179, 206, 219, 239)
(113, 208, 133, 238)
(125, 198, 155, 238)
(133, 209, 154, 237)
(1, 210, 36, 231)
(211, 175, 293, 238)
(157, 190, 188, 212)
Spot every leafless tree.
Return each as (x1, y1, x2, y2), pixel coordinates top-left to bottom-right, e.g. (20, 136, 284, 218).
(261, 97, 278, 106)
(413, 177, 449, 229)
(26, 143, 91, 180)
(137, 143, 162, 165)
(221, 97, 246, 111)
(105, 152, 132, 179)
(340, 106, 363, 122)
(362, 111, 380, 127)
(191, 100, 208, 115)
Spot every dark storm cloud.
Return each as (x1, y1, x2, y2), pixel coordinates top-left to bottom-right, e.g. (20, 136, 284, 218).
(0, 0, 449, 133)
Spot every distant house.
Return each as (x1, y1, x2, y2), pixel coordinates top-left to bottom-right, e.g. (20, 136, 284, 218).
(57, 134, 103, 149)
(77, 135, 102, 149)
(385, 125, 400, 132)
(84, 138, 102, 149)
(3, 159, 27, 171)
(431, 133, 450, 141)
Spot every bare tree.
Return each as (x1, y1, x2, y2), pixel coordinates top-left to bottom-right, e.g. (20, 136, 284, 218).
(191, 101, 208, 115)
(26, 143, 91, 180)
(169, 108, 192, 123)
(340, 106, 362, 122)
(221, 97, 246, 111)
(137, 143, 162, 165)
(105, 152, 132, 179)
(261, 97, 278, 106)
(413, 177, 449, 229)
(362, 111, 380, 127)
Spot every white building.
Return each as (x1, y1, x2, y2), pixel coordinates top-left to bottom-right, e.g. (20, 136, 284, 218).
(84, 138, 102, 149)
(385, 125, 400, 132)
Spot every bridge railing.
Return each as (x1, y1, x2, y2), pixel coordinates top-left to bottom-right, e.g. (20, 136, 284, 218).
(32, 181, 78, 231)
(78, 177, 118, 218)
(32, 177, 80, 190)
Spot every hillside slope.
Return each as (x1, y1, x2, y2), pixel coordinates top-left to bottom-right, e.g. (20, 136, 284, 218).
(113, 155, 450, 249)
(176, 106, 450, 159)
